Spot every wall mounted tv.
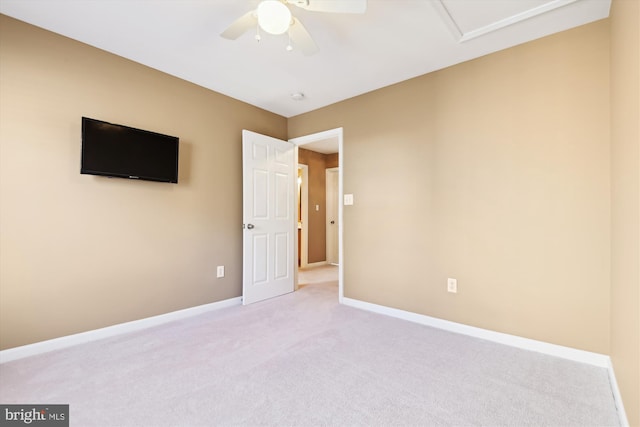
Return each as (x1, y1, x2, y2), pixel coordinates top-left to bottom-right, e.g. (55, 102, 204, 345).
(81, 117, 179, 183)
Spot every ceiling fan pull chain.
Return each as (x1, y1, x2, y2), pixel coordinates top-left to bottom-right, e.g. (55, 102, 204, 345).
(286, 30, 293, 52)
(255, 23, 262, 42)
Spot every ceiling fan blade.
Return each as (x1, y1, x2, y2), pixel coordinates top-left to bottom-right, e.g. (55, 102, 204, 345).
(288, 18, 319, 56)
(289, 0, 366, 14)
(220, 10, 257, 40)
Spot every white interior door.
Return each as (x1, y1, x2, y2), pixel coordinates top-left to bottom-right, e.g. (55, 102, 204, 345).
(326, 167, 339, 265)
(242, 130, 295, 305)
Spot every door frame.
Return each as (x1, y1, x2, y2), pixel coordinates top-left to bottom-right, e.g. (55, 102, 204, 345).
(289, 128, 344, 302)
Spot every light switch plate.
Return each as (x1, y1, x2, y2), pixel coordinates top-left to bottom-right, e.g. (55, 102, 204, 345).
(344, 194, 354, 205)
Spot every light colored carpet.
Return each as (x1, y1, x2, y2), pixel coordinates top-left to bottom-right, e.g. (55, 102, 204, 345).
(298, 264, 338, 287)
(0, 276, 619, 426)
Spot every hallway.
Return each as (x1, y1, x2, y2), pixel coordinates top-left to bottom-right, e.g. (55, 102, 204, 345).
(298, 264, 338, 288)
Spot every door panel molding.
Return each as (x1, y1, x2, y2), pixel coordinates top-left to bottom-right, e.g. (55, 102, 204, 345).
(242, 130, 295, 305)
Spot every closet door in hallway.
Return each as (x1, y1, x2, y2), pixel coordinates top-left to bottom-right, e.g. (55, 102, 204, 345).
(326, 167, 339, 265)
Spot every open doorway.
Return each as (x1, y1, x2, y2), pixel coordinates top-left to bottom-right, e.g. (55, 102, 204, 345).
(290, 128, 344, 302)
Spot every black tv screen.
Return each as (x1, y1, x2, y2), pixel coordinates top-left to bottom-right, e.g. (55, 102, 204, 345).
(81, 117, 179, 183)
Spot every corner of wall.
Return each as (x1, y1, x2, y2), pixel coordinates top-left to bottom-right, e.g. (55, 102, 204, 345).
(609, 0, 640, 425)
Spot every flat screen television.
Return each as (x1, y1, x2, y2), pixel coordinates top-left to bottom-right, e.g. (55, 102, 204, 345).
(81, 117, 179, 183)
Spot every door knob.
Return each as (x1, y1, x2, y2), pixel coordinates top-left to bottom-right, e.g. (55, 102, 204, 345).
(330, 221, 335, 224)
(247, 224, 255, 229)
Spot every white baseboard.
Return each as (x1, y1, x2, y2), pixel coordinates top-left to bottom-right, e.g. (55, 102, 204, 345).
(341, 297, 629, 426)
(341, 297, 609, 367)
(1, 294, 629, 427)
(607, 358, 630, 427)
(0, 297, 242, 364)
(304, 261, 328, 268)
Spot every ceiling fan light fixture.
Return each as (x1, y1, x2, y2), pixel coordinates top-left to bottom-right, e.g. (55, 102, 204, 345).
(257, 0, 292, 35)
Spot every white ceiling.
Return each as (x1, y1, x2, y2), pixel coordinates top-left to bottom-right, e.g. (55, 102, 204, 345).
(0, 0, 610, 119)
(299, 136, 340, 154)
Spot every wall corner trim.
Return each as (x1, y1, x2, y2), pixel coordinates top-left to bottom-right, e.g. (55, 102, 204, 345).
(607, 358, 631, 427)
(0, 297, 243, 364)
(341, 297, 627, 426)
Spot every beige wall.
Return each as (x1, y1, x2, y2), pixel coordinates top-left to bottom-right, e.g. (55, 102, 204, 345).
(289, 21, 611, 354)
(2, 9, 637, 423)
(326, 153, 339, 169)
(610, 0, 640, 425)
(0, 15, 287, 350)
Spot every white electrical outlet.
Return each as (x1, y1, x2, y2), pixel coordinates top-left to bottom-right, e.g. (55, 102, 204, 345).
(447, 278, 457, 293)
(217, 266, 225, 278)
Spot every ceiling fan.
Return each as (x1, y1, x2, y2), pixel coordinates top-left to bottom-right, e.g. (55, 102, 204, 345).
(221, 0, 367, 55)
